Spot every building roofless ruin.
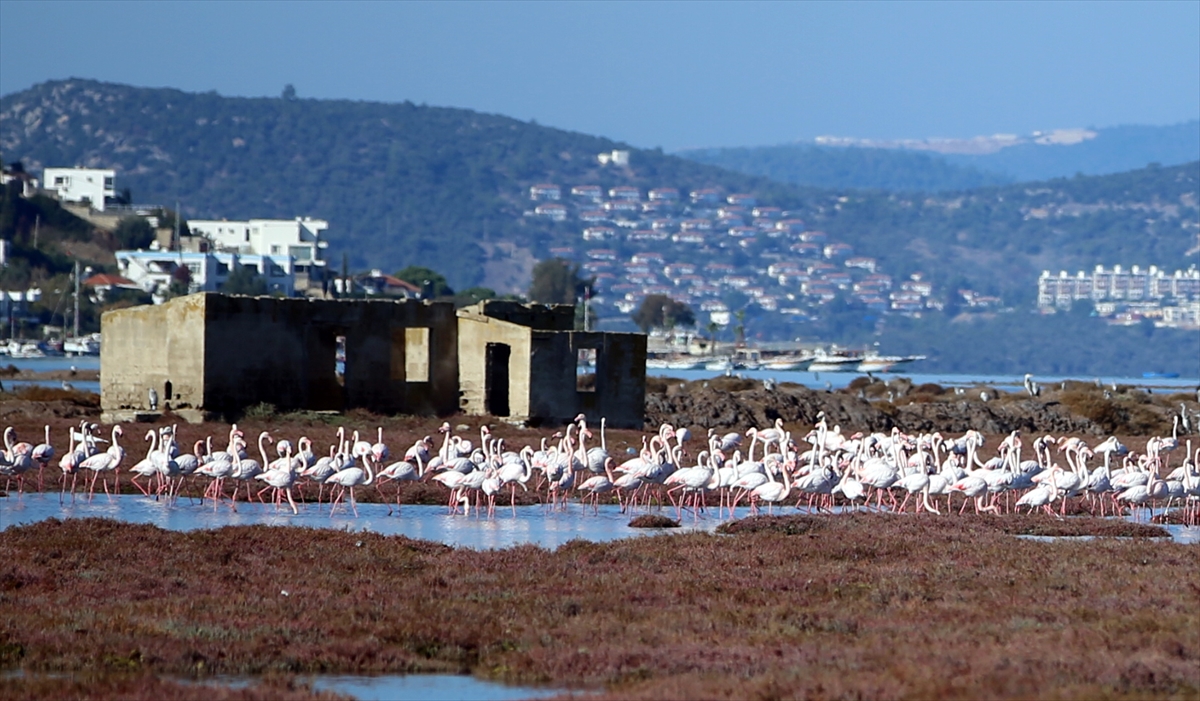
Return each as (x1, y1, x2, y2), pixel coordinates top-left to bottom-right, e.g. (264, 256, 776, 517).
(101, 294, 646, 428)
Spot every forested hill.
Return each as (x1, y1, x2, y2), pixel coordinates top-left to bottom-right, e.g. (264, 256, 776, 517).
(1, 80, 1197, 304)
(0, 79, 814, 290)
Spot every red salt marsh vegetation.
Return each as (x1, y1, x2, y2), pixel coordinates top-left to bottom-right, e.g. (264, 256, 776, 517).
(2, 515, 1197, 700)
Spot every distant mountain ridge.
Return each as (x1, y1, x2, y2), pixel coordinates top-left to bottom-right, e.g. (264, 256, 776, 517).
(679, 121, 1200, 192)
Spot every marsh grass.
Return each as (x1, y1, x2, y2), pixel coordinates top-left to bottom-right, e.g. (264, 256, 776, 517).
(628, 514, 680, 528)
(2, 515, 1196, 700)
(1, 672, 350, 700)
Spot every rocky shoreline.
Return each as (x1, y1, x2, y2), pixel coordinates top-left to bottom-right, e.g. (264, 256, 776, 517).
(645, 375, 1197, 436)
(1, 372, 1195, 438)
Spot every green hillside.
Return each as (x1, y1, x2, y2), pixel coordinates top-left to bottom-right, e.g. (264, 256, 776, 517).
(0, 79, 814, 291)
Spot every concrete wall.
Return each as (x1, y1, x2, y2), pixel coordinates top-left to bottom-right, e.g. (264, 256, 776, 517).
(457, 311, 533, 418)
(200, 295, 458, 415)
(101, 294, 207, 412)
(574, 331, 647, 429)
(471, 299, 575, 331)
(459, 302, 646, 428)
(102, 295, 641, 425)
(102, 293, 458, 418)
(528, 331, 646, 429)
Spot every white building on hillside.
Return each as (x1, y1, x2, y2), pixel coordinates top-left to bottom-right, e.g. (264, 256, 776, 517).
(43, 167, 116, 211)
(187, 217, 328, 291)
(116, 250, 296, 301)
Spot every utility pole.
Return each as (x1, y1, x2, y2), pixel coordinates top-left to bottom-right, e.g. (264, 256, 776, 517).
(33, 215, 39, 249)
(73, 259, 80, 340)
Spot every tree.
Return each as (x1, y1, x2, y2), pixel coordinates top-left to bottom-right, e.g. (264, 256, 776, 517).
(706, 321, 722, 353)
(114, 216, 154, 250)
(528, 258, 589, 304)
(167, 266, 192, 299)
(282, 84, 297, 101)
(395, 265, 454, 298)
(220, 264, 267, 296)
(630, 294, 695, 333)
(452, 286, 497, 308)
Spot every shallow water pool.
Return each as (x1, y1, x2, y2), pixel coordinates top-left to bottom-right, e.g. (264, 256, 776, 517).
(3, 492, 1195, 546)
(0, 492, 718, 548)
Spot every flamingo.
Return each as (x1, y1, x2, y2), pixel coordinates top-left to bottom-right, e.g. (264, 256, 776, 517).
(327, 451, 376, 517)
(78, 425, 125, 498)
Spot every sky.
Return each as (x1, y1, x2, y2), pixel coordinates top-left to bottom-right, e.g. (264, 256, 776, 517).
(1, 1, 1197, 151)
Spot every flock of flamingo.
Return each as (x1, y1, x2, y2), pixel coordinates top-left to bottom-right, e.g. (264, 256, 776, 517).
(2, 414, 1198, 526)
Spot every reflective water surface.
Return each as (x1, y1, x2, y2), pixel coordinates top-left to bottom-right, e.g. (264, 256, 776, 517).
(0, 493, 718, 548)
(2, 491, 1195, 545)
(205, 673, 575, 701)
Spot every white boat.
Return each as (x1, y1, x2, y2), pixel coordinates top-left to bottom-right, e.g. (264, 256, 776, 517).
(762, 355, 814, 371)
(665, 358, 706, 371)
(807, 350, 862, 373)
(646, 358, 671, 370)
(6, 341, 46, 359)
(704, 357, 734, 372)
(64, 335, 101, 356)
(856, 354, 926, 373)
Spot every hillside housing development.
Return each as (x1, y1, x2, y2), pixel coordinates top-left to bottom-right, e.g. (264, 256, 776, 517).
(527, 180, 948, 328)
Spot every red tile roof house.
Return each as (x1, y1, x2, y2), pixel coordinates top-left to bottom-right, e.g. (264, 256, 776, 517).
(648, 188, 680, 201)
(84, 273, 140, 302)
(534, 203, 568, 221)
(571, 185, 603, 201)
(529, 184, 562, 201)
(356, 271, 423, 298)
(608, 186, 641, 201)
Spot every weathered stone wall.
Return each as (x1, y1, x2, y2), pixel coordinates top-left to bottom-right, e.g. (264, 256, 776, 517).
(103, 294, 458, 418)
(472, 300, 574, 331)
(101, 294, 206, 413)
(577, 331, 647, 429)
(200, 295, 458, 416)
(456, 312, 533, 417)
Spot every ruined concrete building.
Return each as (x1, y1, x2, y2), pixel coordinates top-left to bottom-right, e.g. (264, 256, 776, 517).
(101, 294, 647, 428)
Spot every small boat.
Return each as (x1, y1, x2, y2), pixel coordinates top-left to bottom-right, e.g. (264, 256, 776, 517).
(645, 358, 671, 370)
(807, 350, 862, 373)
(665, 358, 706, 371)
(704, 357, 734, 372)
(6, 341, 47, 359)
(856, 354, 926, 373)
(64, 335, 101, 356)
(762, 355, 814, 372)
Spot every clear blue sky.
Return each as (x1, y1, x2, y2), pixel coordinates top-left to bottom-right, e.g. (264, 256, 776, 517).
(2, 1, 1197, 151)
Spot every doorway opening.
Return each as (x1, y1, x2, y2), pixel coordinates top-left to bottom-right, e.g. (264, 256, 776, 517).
(485, 342, 511, 417)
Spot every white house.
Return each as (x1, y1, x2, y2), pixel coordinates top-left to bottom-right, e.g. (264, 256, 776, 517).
(43, 167, 116, 211)
(116, 250, 296, 301)
(187, 217, 328, 291)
